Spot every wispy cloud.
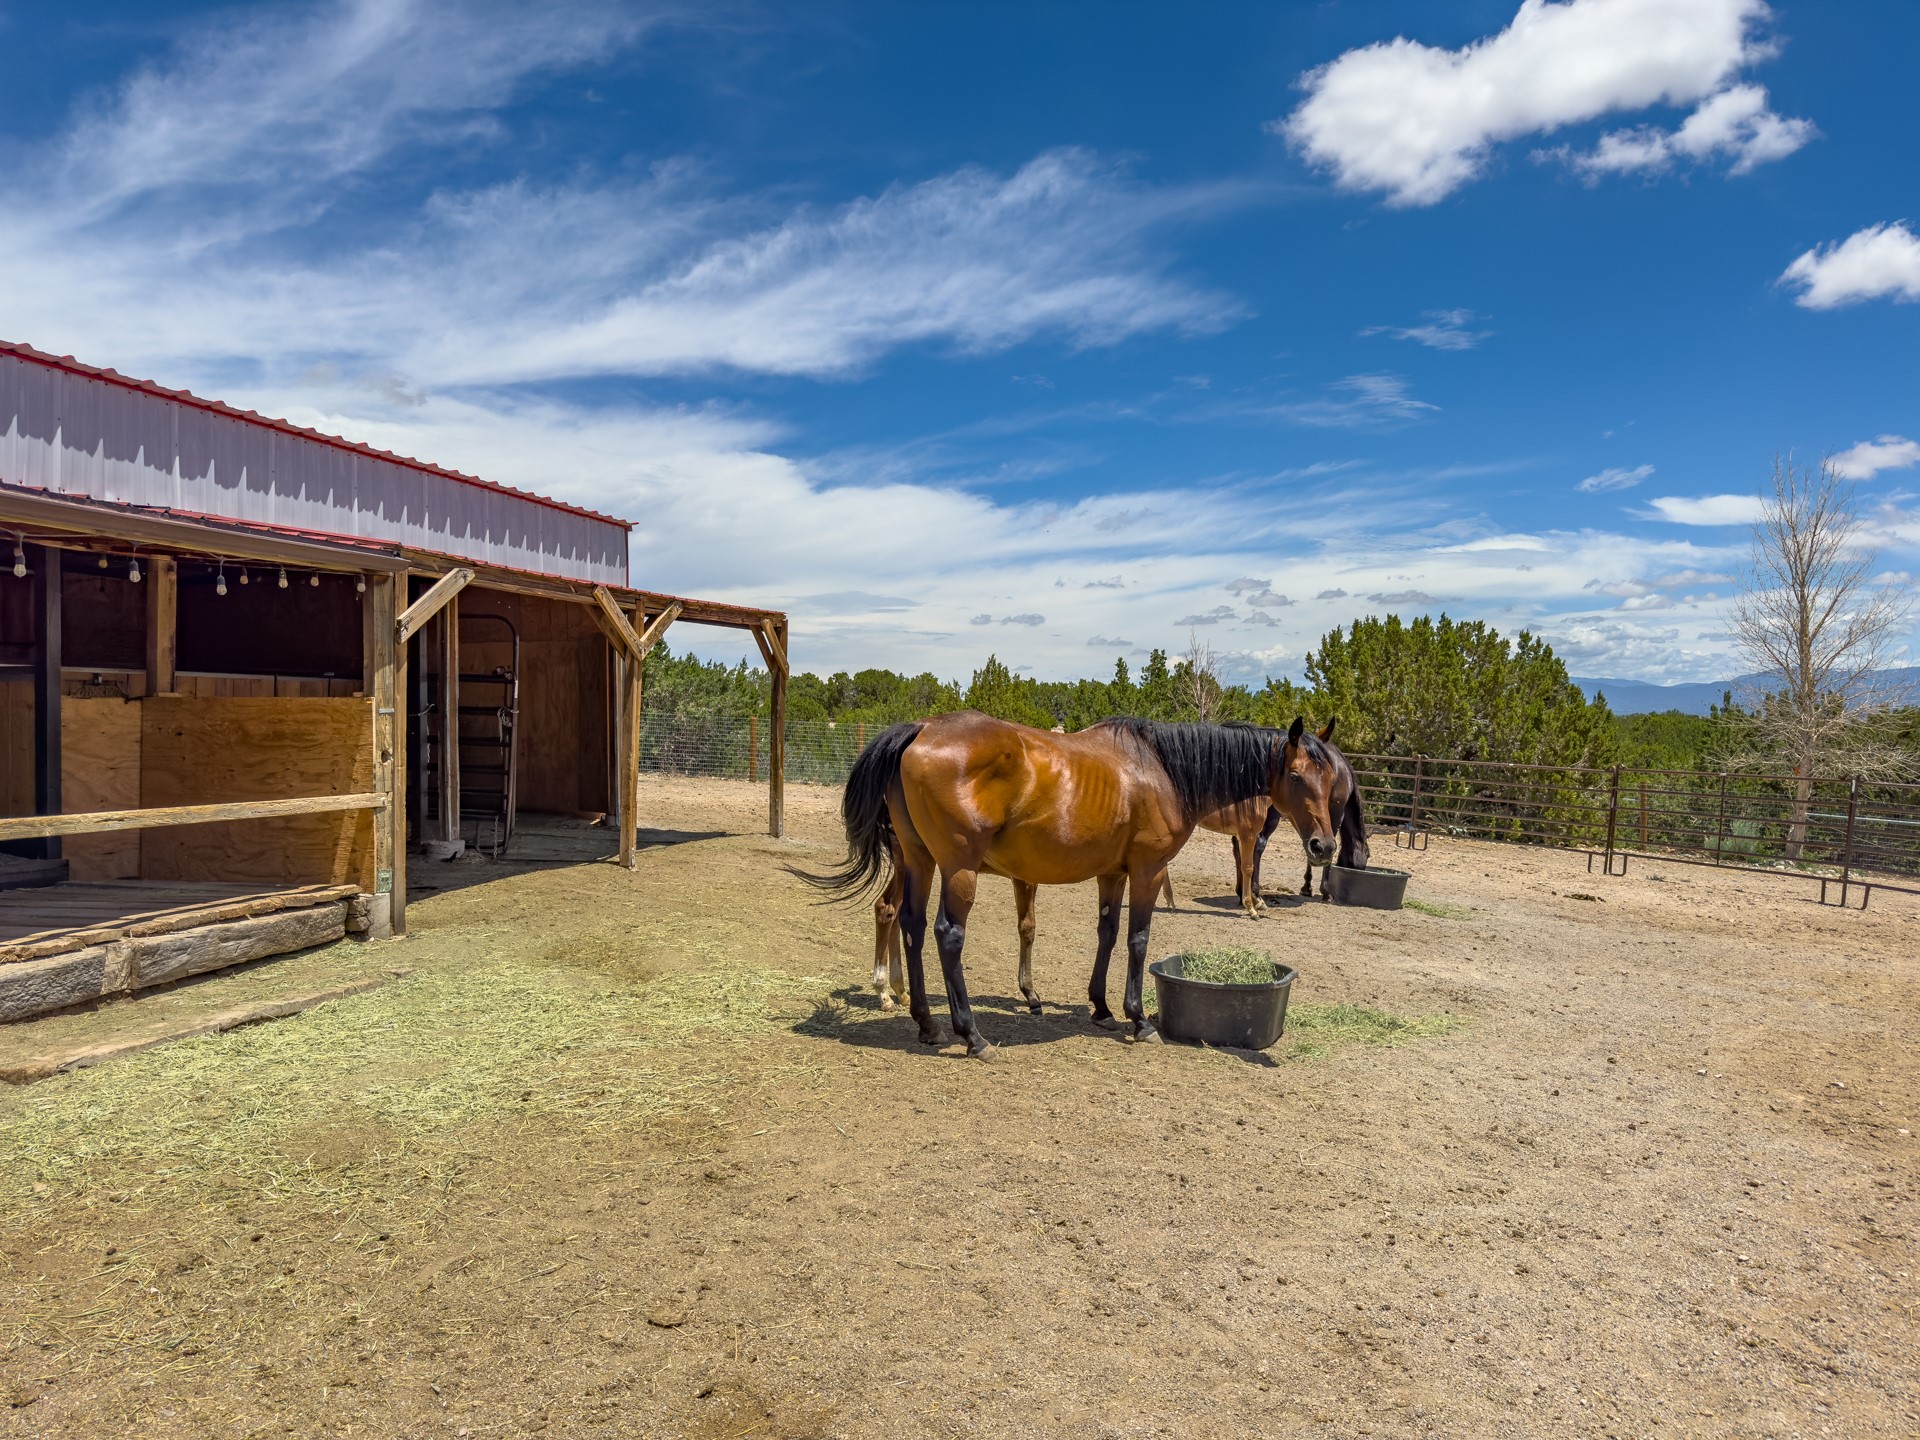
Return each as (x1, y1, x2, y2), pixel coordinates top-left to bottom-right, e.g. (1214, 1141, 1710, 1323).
(1642, 494, 1767, 525)
(1267, 374, 1439, 429)
(1175, 605, 1238, 626)
(1577, 463, 1655, 493)
(1361, 308, 1490, 351)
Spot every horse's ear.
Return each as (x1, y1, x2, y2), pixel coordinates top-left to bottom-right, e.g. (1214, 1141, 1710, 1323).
(1287, 715, 1304, 744)
(1318, 717, 1337, 742)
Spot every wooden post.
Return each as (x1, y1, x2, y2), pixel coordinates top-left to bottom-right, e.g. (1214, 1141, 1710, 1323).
(145, 555, 177, 695)
(768, 617, 788, 839)
(1638, 780, 1648, 847)
(31, 546, 61, 862)
(618, 607, 643, 868)
(435, 604, 459, 844)
(364, 572, 404, 937)
(1602, 764, 1621, 871)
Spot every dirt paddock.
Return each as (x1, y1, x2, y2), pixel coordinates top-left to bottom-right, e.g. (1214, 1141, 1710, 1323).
(2, 776, 1915, 1439)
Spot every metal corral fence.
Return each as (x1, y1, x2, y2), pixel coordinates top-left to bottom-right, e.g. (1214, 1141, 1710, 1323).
(637, 718, 1920, 909)
(1346, 752, 1920, 909)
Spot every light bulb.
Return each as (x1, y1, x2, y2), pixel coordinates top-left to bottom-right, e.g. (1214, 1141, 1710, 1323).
(239, 567, 249, 585)
(215, 564, 228, 597)
(11, 539, 24, 580)
(309, 573, 320, 587)
(277, 567, 288, 590)
(355, 575, 367, 594)
(98, 554, 109, 569)
(129, 558, 142, 583)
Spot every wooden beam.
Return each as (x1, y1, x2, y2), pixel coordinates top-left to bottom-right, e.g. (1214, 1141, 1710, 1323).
(435, 604, 459, 844)
(618, 641, 642, 869)
(0, 793, 385, 842)
(392, 577, 410, 935)
(757, 617, 788, 674)
(636, 600, 681, 657)
(395, 566, 474, 645)
(144, 554, 178, 695)
(591, 585, 645, 658)
(31, 547, 60, 862)
(767, 617, 787, 839)
(0, 487, 408, 574)
(366, 573, 402, 938)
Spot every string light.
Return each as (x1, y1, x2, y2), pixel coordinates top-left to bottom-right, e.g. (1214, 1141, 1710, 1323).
(238, 566, 249, 586)
(98, 554, 108, 569)
(129, 555, 142, 584)
(215, 561, 227, 597)
(10, 535, 24, 580)
(309, 572, 320, 587)
(355, 574, 367, 594)
(277, 567, 288, 590)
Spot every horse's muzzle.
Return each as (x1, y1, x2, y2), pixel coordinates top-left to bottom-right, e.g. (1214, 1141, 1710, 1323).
(1307, 836, 1335, 864)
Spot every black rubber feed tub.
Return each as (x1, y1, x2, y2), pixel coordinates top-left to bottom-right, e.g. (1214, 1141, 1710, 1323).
(1150, 957, 1296, 1050)
(1325, 863, 1410, 910)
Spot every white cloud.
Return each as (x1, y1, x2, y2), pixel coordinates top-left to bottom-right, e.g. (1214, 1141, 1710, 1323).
(1270, 374, 1438, 429)
(1361, 308, 1490, 350)
(1278, 0, 1790, 206)
(1650, 568, 1733, 587)
(1831, 435, 1920, 480)
(1175, 606, 1238, 626)
(1577, 463, 1654, 493)
(1643, 494, 1767, 525)
(1087, 635, 1133, 648)
(1241, 588, 1294, 609)
(1431, 534, 1554, 553)
(1000, 613, 1046, 627)
(1315, 588, 1349, 600)
(1367, 590, 1438, 606)
(968, 614, 994, 626)
(1224, 577, 1273, 593)
(1557, 83, 1813, 179)
(1781, 223, 1920, 309)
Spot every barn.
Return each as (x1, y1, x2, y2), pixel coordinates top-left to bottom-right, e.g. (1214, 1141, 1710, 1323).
(0, 341, 788, 1021)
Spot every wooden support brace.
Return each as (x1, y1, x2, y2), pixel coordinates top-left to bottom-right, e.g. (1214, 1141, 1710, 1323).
(591, 585, 646, 658)
(636, 601, 682, 657)
(396, 567, 474, 645)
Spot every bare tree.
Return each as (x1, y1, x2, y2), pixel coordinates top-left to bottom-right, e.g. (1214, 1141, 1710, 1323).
(1178, 628, 1224, 722)
(1724, 453, 1915, 854)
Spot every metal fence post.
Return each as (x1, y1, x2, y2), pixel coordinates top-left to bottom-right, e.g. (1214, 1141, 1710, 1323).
(1713, 771, 1729, 865)
(748, 715, 758, 783)
(1410, 755, 1424, 831)
(1603, 765, 1621, 870)
(1840, 775, 1859, 907)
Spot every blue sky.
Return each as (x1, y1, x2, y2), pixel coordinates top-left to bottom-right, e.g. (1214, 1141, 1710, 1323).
(1, 0, 1916, 683)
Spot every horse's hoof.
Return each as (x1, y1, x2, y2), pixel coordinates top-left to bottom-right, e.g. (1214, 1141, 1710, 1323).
(1129, 1024, 1164, 1045)
(918, 1028, 943, 1047)
(1091, 1013, 1120, 1031)
(1028, 1002, 1043, 1016)
(878, 993, 895, 1011)
(972, 1042, 999, 1063)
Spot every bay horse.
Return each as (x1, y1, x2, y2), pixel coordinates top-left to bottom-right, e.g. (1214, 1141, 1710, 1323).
(801, 711, 1341, 1059)
(1297, 719, 1371, 897)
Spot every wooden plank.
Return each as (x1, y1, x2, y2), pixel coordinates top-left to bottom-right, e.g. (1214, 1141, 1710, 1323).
(0, 792, 381, 842)
(145, 555, 178, 695)
(60, 697, 142, 880)
(766, 618, 788, 839)
(0, 489, 410, 575)
(395, 566, 474, 645)
(390, 574, 409, 935)
(435, 604, 459, 843)
(619, 613, 641, 868)
(0, 679, 36, 818)
(0, 884, 356, 963)
(135, 904, 347, 988)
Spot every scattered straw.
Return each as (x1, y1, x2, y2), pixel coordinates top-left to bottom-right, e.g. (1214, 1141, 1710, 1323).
(1282, 1002, 1461, 1060)
(1404, 898, 1474, 920)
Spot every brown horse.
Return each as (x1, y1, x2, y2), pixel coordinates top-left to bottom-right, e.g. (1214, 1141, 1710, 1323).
(801, 711, 1341, 1058)
(1297, 719, 1371, 897)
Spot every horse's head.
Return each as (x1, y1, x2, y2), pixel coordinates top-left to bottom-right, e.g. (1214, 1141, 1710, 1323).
(1271, 716, 1340, 867)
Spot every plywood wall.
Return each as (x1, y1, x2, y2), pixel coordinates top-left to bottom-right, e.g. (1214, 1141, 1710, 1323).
(139, 696, 375, 888)
(455, 591, 611, 815)
(61, 697, 141, 880)
(0, 679, 33, 819)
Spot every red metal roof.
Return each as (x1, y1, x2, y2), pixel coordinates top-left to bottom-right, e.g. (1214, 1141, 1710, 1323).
(0, 339, 632, 532)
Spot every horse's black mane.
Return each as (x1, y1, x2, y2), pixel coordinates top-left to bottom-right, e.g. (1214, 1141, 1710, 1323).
(1098, 717, 1278, 821)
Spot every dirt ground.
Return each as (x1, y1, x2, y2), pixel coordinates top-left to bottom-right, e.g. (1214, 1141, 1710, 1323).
(2, 775, 1915, 1439)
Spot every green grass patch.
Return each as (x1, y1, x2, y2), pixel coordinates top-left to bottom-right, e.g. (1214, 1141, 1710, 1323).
(1403, 898, 1474, 920)
(1282, 1002, 1461, 1060)
(1175, 945, 1280, 985)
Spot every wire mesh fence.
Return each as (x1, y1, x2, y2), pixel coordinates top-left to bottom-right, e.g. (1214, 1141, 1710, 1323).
(639, 718, 1920, 905)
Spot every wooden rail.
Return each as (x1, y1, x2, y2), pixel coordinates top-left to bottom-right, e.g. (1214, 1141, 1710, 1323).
(0, 793, 385, 842)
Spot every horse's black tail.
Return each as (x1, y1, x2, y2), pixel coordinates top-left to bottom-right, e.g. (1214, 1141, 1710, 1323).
(788, 721, 924, 903)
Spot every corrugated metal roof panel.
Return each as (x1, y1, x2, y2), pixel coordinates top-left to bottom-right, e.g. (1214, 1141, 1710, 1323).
(0, 342, 629, 586)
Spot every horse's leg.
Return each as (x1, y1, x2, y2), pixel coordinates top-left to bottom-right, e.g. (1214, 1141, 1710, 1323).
(1301, 861, 1314, 898)
(1014, 880, 1041, 1014)
(1160, 869, 1176, 910)
(1122, 867, 1164, 1044)
(888, 911, 905, 1005)
(1230, 835, 1243, 904)
(1252, 806, 1280, 898)
(1237, 825, 1264, 918)
(896, 838, 941, 1047)
(934, 867, 993, 1060)
(873, 867, 903, 1009)
(1087, 872, 1126, 1030)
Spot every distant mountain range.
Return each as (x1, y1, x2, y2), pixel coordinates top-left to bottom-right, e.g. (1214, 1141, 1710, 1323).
(1572, 669, 1920, 716)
